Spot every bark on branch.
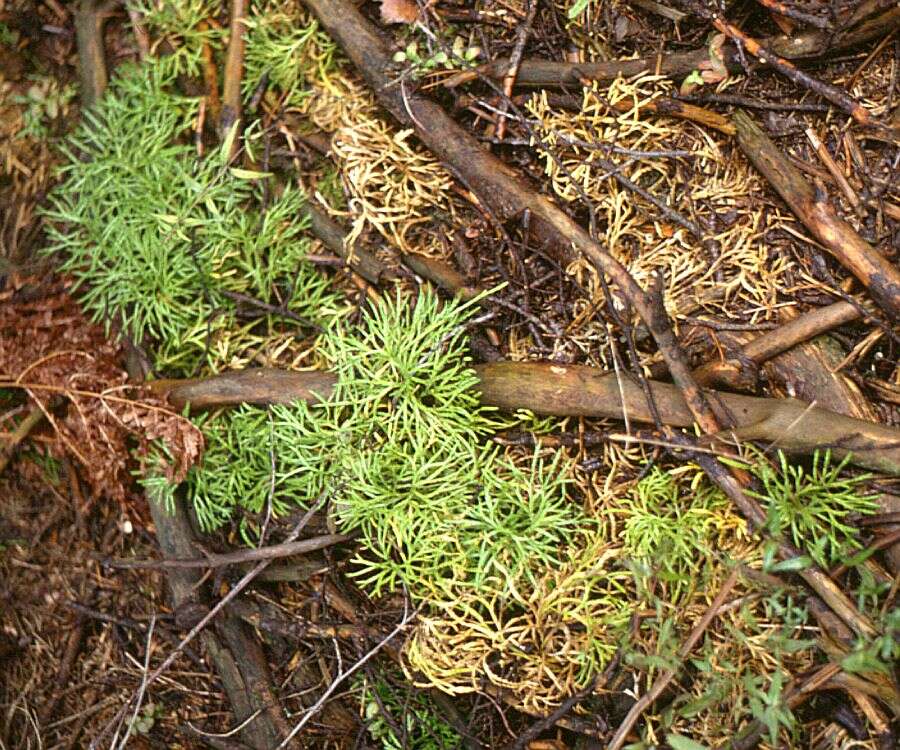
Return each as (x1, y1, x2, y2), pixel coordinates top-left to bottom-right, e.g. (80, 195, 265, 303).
(733, 111, 900, 322)
(149, 364, 900, 476)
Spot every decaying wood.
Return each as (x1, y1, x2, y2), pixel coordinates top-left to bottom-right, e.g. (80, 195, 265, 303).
(74, 0, 112, 109)
(733, 111, 900, 322)
(145, 486, 291, 749)
(444, 3, 900, 89)
(152, 364, 900, 476)
(693, 301, 861, 389)
(220, 0, 247, 151)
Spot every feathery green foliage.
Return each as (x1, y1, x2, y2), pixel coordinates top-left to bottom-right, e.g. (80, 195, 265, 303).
(621, 467, 736, 603)
(188, 290, 586, 599)
(746, 450, 878, 567)
(127, 0, 224, 77)
(41, 59, 340, 373)
(242, 3, 340, 109)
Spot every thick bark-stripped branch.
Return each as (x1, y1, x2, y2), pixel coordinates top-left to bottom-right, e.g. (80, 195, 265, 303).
(149, 365, 900, 477)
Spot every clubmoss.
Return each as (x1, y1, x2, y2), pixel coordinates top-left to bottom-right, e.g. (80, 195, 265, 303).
(127, 0, 225, 77)
(188, 290, 585, 599)
(621, 466, 747, 603)
(746, 450, 878, 567)
(41, 58, 341, 374)
(242, 2, 341, 109)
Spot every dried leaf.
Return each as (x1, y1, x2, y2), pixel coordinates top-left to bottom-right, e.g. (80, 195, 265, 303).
(381, 0, 418, 24)
(0, 274, 203, 506)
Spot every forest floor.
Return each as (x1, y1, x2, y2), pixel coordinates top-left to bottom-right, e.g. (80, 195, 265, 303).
(1, 1, 900, 749)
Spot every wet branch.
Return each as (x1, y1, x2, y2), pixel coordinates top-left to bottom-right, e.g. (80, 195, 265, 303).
(733, 111, 900, 322)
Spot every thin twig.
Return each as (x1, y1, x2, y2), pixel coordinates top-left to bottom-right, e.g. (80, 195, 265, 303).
(0, 404, 45, 476)
(105, 533, 354, 570)
(505, 677, 598, 750)
(276, 601, 418, 748)
(496, 0, 538, 141)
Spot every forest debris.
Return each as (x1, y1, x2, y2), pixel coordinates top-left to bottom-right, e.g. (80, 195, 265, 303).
(0, 275, 202, 504)
(153, 364, 900, 476)
(143, 485, 292, 750)
(733, 110, 900, 322)
(705, 12, 875, 127)
(221, 0, 247, 152)
(445, 4, 900, 88)
(305, 203, 396, 285)
(806, 128, 864, 217)
(108, 533, 354, 570)
(380, 0, 418, 25)
(496, 0, 538, 141)
(693, 301, 862, 389)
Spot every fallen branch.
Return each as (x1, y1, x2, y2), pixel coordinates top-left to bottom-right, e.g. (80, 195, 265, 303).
(495, 0, 538, 141)
(137, 485, 294, 750)
(304, 203, 396, 285)
(504, 677, 598, 750)
(733, 111, 900, 322)
(148, 363, 900, 476)
(0, 404, 45, 477)
(692, 300, 862, 389)
(106, 532, 354, 570)
(443, 3, 900, 88)
(706, 12, 874, 127)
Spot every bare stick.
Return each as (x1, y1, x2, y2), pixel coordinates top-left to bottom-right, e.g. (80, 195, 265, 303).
(443, 6, 900, 89)
(692, 301, 862, 388)
(496, 0, 538, 141)
(75, 0, 112, 108)
(709, 13, 876, 127)
(154, 363, 900, 477)
(221, 0, 247, 153)
(0, 404, 45, 476)
(106, 533, 354, 570)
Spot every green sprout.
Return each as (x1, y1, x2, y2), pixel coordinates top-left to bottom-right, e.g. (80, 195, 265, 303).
(392, 36, 481, 77)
